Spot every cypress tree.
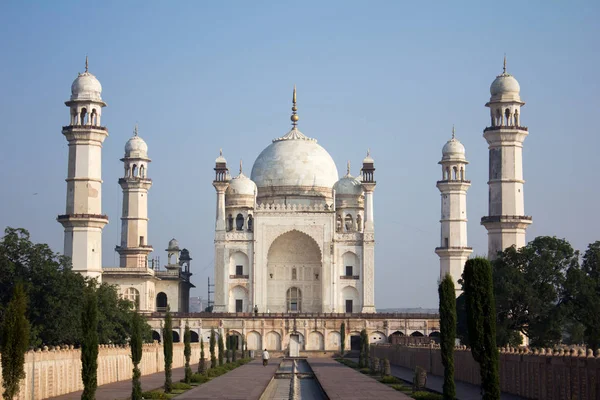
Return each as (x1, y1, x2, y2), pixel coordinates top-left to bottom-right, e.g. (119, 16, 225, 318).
(218, 330, 225, 366)
(162, 308, 173, 393)
(210, 329, 217, 368)
(359, 328, 369, 368)
(241, 336, 246, 359)
(439, 274, 457, 400)
(232, 335, 237, 362)
(463, 258, 500, 400)
(1, 282, 30, 400)
(340, 322, 346, 357)
(225, 331, 231, 363)
(130, 311, 143, 400)
(81, 286, 98, 400)
(183, 323, 192, 384)
(198, 336, 206, 374)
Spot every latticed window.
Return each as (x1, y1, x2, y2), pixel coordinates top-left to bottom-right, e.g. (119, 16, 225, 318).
(124, 287, 140, 307)
(287, 287, 302, 312)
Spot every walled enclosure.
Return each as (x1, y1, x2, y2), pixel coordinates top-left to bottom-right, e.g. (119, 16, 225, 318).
(371, 345, 600, 400)
(0, 342, 207, 400)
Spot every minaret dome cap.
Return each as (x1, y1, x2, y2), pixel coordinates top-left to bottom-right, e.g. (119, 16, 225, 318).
(70, 57, 102, 101)
(124, 125, 148, 157)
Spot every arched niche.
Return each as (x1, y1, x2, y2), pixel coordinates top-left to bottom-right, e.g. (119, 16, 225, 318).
(266, 230, 322, 312)
(229, 251, 249, 277)
(229, 285, 249, 313)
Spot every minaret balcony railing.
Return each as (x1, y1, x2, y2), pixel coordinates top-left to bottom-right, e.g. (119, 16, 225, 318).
(436, 179, 471, 184)
(57, 213, 109, 221)
(484, 125, 528, 132)
(62, 124, 108, 131)
(435, 246, 473, 251)
(118, 177, 153, 183)
(481, 215, 532, 223)
(340, 275, 360, 280)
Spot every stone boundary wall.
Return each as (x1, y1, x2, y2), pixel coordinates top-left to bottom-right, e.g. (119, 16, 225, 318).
(0, 342, 206, 400)
(371, 344, 600, 400)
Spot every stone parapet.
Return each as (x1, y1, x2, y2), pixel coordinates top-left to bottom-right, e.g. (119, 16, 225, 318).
(0, 342, 205, 400)
(371, 344, 600, 400)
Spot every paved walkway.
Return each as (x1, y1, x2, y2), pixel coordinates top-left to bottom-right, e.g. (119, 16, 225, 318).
(175, 359, 279, 399)
(389, 363, 525, 400)
(307, 358, 410, 399)
(50, 364, 197, 400)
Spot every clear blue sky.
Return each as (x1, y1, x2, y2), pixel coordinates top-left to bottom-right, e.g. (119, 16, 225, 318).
(0, 1, 598, 308)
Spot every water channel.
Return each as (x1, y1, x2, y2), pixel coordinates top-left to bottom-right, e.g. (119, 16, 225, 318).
(260, 359, 328, 400)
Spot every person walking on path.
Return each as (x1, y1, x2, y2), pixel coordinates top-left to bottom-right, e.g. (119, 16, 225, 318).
(262, 348, 270, 366)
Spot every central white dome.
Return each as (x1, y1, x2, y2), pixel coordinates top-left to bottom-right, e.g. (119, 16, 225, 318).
(251, 128, 338, 189)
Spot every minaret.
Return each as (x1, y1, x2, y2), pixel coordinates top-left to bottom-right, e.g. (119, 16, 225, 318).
(115, 125, 153, 268)
(481, 57, 532, 259)
(212, 150, 230, 312)
(57, 57, 108, 281)
(435, 127, 473, 294)
(361, 150, 376, 312)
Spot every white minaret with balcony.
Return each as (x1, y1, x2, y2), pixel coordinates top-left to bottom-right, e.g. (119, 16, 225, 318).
(481, 58, 532, 259)
(361, 150, 377, 312)
(115, 125, 153, 268)
(57, 58, 108, 281)
(435, 128, 473, 294)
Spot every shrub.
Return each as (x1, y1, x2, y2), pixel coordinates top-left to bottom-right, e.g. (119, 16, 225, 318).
(390, 384, 411, 392)
(413, 366, 427, 392)
(359, 367, 370, 374)
(172, 382, 192, 390)
(190, 373, 210, 384)
(412, 391, 444, 400)
(382, 358, 391, 376)
(381, 375, 401, 384)
(370, 356, 380, 375)
(141, 391, 168, 399)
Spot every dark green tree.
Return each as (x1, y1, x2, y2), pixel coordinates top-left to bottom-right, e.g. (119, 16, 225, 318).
(455, 293, 469, 347)
(209, 329, 217, 368)
(198, 336, 206, 374)
(130, 311, 143, 400)
(359, 329, 369, 368)
(1, 283, 30, 400)
(232, 335, 237, 362)
(218, 330, 224, 366)
(225, 330, 231, 363)
(81, 285, 99, 400)
(439, 275, 456, 400)
(564, 241, 600, 350)
(463, 258, 499, 400)
(0, 228, 151, 347)
(340, 322, 346, 357)
(241, 335, 246, 359)
(162, 308, 173, 393)
(493, 236, 577, 347)
(183, 322, 192, 384)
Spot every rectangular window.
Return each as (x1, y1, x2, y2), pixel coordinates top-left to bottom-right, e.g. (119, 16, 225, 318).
(290, 301, 298, 311)
(140, 236, 145, 246)
(345, 266, 353, 276)
(444, 237, 449, 248)
(235, 299, 243, 313)
(346, 300, 353, 313)
(236, 265, 243, 276)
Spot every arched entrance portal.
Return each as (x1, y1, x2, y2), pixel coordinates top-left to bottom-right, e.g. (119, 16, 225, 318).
(266, 230, 322, 312)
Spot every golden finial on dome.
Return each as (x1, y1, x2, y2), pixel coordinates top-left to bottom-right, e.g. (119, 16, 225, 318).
(347, 160, 351, 175)
(85, 55, 89, 73)
(219, 148, 223, 157)
(291, 85, 299, 128)
(503, 54, 506, 74)
(134, 123, 138, 137)
(239, 159, 243, 174)
(452, 124, 455, 139)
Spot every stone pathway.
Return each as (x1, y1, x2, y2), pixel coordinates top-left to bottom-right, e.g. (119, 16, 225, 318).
(50, 364, 197, 400)
(307, 358, 410, 399)
(175, 359, 279, 399)
(388, 363, 525, 400)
